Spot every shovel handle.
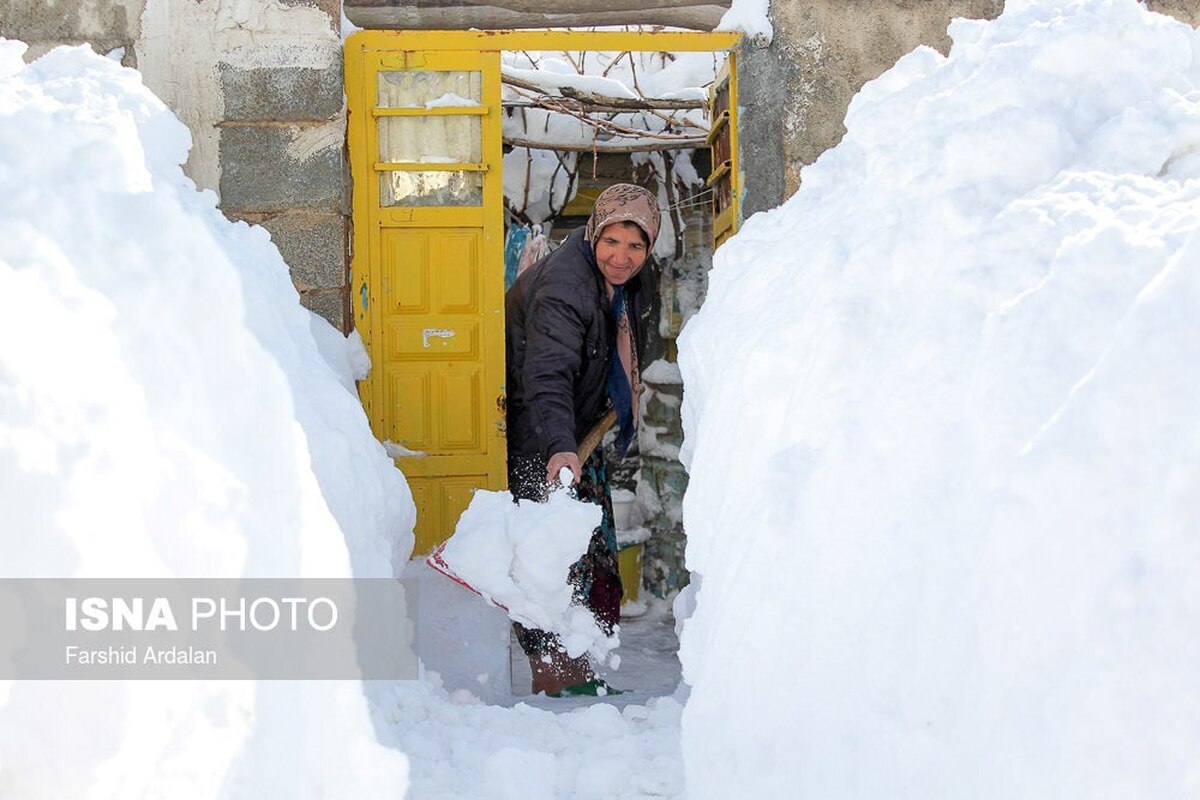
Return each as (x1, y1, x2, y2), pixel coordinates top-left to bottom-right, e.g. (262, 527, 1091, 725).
(575, 409, 617, 463)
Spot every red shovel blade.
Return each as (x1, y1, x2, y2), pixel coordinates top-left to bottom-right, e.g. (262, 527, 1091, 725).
(424, 542, 510, 613)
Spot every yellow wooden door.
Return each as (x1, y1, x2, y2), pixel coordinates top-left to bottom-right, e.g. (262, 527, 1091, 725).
(347, 44, 506, 555)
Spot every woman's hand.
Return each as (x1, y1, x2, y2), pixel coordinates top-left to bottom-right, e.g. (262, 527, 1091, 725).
(547, 451, 582, 486)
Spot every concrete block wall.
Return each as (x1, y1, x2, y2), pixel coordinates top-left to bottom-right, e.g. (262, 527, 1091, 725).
(3, 0, 351, 331)
(0, 0, 141, 63)
(217, 56, 349, 330)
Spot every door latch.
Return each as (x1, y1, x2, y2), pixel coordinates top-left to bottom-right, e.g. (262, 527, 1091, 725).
(422, 328, 456, 348)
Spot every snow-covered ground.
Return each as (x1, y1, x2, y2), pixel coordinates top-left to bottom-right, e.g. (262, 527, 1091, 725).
(385, 602, 686, 799)
(4, 0, 1200, 796)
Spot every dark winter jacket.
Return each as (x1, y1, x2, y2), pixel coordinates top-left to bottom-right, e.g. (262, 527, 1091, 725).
(505, 226, 654, 458)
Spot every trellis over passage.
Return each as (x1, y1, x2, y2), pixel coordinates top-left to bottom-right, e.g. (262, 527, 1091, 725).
(345, 28, 741, 555)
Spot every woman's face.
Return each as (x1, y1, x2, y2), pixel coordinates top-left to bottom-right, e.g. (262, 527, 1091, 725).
(594, 222, 649, 286)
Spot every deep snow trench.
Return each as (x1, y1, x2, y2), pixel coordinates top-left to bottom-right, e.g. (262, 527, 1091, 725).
(4, 0, 1200, 797)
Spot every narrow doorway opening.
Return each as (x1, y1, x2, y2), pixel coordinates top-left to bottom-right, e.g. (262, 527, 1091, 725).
(345, 30, 741, 700)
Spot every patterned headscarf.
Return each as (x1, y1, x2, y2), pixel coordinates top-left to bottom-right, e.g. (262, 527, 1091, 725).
(584, 183, 661, 252)
(583, 184, 657, 458)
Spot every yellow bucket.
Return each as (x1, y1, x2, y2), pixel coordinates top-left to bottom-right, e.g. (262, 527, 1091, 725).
(618, 542, 643, 603)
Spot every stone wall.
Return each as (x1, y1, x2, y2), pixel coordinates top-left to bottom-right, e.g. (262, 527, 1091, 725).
(2, 0, 350, 330)
(1147, 0, 1200, 24)
(0, 0, 141, 62)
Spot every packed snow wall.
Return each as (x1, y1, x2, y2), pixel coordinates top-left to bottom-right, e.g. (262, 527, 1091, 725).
(0, 41, 414, 797)
(677, 0, 1200, 797)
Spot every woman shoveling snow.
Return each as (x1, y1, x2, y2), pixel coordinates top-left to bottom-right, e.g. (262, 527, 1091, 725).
(435, 184, 659, 697)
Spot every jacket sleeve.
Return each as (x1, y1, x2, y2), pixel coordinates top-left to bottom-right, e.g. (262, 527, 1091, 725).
(522, 283, 587, 457)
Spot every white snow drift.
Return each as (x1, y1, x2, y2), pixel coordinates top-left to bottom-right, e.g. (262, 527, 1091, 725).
(678, 1, 1200, 797)
(9, 0, 1200, 796)
(0, 36, 683, 800)
(0, 40, 412, 797)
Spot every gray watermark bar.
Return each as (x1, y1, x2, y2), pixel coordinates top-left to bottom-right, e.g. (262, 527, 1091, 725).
(0, 579, 417, 679)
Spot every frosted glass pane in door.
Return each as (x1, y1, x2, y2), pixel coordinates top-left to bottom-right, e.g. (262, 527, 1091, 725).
(380, 171, 483, 207)
(378, 116, 482, 164)
(377, 71, 482, 108)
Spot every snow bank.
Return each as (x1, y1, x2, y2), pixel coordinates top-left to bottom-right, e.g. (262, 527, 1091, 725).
(437, 487, 613, 661)
(678, 1, 1200, 797)
(0, 40, 412, 796)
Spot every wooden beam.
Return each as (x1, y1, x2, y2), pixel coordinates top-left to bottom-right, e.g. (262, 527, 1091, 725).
(559, 85, 702, 111)
(346, 30, 742, 53)
(504, 100, 704, 115)
(501, 74, 705, 111)
(348, 0, 727, 10)
(505, 135, 705, 152)
(501, 73, 563, 95)
(345, 4, 731, 32)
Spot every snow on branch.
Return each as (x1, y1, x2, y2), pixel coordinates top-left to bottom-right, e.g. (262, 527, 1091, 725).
(502, 47, 720, 231)
(503, 64, 639, 100)
(501, 69, 704, 110)
(505, 134, 707, 153)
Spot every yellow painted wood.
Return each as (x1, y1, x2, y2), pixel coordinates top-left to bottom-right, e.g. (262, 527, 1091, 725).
(617, 543, 643, 603)
(349, 42, 507, 555)
(728, 50, 741, 241)
(349, 29, 740, 54)
(373, 162, 487, 172)
(710, 53, 740, 249)
(377, 206, 487, 227)
(561, 185, 605, 217)
(714, 205, 738, 239)
(705, 109, 730, 146)
(373, 107, 489, 117)
(705, 159, 732, 188)
(375, 49, 487, 70)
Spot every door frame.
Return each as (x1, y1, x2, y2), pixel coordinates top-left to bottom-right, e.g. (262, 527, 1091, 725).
(345, 29, 742, 553)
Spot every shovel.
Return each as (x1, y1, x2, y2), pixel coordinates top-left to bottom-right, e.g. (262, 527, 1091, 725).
(424, 409, 617, 602)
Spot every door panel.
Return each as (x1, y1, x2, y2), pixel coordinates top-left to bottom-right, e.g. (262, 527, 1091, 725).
(388, 370, 430, 446)
(389, 321, 480, 359)
(349, 45, 506, 554)
(438, 369, 484, 450)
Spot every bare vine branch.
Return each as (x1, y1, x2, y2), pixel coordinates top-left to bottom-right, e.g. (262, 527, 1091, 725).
(506, 135, 704, 153)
